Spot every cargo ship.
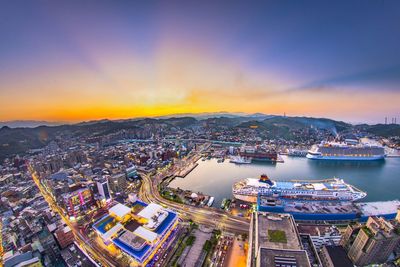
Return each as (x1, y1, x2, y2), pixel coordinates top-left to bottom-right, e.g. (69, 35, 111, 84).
(239, 146, 278, 162)
(232, 174, 366, 203)
(306, 140, 385, 161)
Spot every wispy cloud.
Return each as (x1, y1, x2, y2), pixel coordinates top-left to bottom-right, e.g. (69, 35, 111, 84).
(291, 65, 400, 93)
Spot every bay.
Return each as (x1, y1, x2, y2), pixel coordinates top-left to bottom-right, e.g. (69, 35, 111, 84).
(169, 156, 400, 207)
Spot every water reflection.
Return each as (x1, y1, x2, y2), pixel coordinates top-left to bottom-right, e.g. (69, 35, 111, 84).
(169, 157, 400, 207)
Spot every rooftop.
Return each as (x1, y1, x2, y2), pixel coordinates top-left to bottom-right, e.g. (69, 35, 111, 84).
(297, 224, 339, 236)
(137, 203, 163, 219)
(102, 223, 124, 240)
(93, 200, 178, 264)
(257, 213, 302, 250)
(109, 203, 131, 219)
(258, 248, 311, 267)
(133, 226, 158, 243)
(119, 230, 147, 250)
(323, 245, 353, 267)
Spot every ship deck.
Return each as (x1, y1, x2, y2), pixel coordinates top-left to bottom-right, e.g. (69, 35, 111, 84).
(258, 196, 359, 214)
(355, 200, 400, 216)
(268, 179, 352, 191)
(284, 201, 359, 214)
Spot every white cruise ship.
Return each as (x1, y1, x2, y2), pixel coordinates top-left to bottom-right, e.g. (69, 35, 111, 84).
(232, 174, 366, 203)
(306, 140, 385, 161)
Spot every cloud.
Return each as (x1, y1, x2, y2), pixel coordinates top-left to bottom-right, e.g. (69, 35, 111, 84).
(291, 65, 400, 93)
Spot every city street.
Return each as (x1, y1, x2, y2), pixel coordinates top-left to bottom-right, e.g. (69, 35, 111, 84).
(29, 166, 121, 267)
(138, 148, 250, 234)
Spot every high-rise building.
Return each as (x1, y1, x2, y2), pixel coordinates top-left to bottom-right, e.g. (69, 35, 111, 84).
(297, 224, 341, 250)
(97, 178, 111, 201)
(247, 212, 311, 267)
(347, 216, 400, 266)
(339, 222, 362, 250)
(108, 173, 127, 194)
(319, 245, 353, 267)
(61, 187, 95, 217)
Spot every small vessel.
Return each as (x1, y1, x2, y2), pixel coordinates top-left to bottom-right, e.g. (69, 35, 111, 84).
(221, 198, 227, 209)
(232, 174, 367, 203)
(207, 197, 214, 207)
(307, 140, 385, 161)
(229, 156, 251, 164)
(287, 149, 308, 157)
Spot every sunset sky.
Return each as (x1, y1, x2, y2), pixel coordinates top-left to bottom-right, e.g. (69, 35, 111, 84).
(0, 1, 399, 123)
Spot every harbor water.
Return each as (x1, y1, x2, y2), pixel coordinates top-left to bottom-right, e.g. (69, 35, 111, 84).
(169, 156, 400, 207)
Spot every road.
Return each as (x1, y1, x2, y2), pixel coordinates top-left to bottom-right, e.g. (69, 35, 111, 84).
(28, 145, 249, 267)
(29, 166, 120, 267)
(138, 147, 250, 234)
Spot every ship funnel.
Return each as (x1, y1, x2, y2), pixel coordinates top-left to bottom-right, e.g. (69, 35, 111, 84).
(259, 174, 274, 186)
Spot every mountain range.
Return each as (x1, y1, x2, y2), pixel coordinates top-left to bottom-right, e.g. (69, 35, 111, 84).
(0, 113, 399, 162)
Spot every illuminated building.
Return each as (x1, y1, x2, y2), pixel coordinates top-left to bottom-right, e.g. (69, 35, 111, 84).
(108, 173, 127, 194)
(126, 166, 138, 179)
(61, 188, 95, 217)
(93, 201, 178, 266)
(97, 178, 111, 201)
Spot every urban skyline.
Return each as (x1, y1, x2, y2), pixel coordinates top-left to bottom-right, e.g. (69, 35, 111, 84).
(1, 2, 400, 267)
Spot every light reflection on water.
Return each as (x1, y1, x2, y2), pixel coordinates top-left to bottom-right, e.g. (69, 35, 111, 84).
(169, 156, 400, 207)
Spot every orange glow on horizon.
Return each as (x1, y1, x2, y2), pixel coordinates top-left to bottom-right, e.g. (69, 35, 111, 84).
(1, 41, 398, 123)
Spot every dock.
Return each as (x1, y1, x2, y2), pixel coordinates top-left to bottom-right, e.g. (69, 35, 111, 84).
(258, 196, 400, 222)
(175, 162, 199, 178)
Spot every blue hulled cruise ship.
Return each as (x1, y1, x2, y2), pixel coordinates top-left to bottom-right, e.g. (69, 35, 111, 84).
(232, 174, 366, 203)
(306, 140, 385, 161)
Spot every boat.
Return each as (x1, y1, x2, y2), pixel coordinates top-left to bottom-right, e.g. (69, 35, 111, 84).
(232, 174, 367, 203)
(287, 149, 308, 157)
(221, 198, 227, 209)
(229, 156, 251, 164)
(239, 146, 278, 162)
(207, 197, 214, 207)
(306, 140, 385, 161)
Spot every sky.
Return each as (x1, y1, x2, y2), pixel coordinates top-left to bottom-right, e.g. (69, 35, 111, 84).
(0, 1, 399, 123)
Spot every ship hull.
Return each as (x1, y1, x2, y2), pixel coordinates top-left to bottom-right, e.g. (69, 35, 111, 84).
(230, 159, 252, 164)
(232, 177, 367, 204)
(232, 193, 257, 203)
(306, 154, 385, 161)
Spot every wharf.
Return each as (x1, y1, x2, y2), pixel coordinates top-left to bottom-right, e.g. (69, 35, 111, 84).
(175, 162, 199, 178)
(258, 196, 400, 222)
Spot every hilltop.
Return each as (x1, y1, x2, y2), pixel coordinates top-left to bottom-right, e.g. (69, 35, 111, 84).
(0, 113, 398, 162)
